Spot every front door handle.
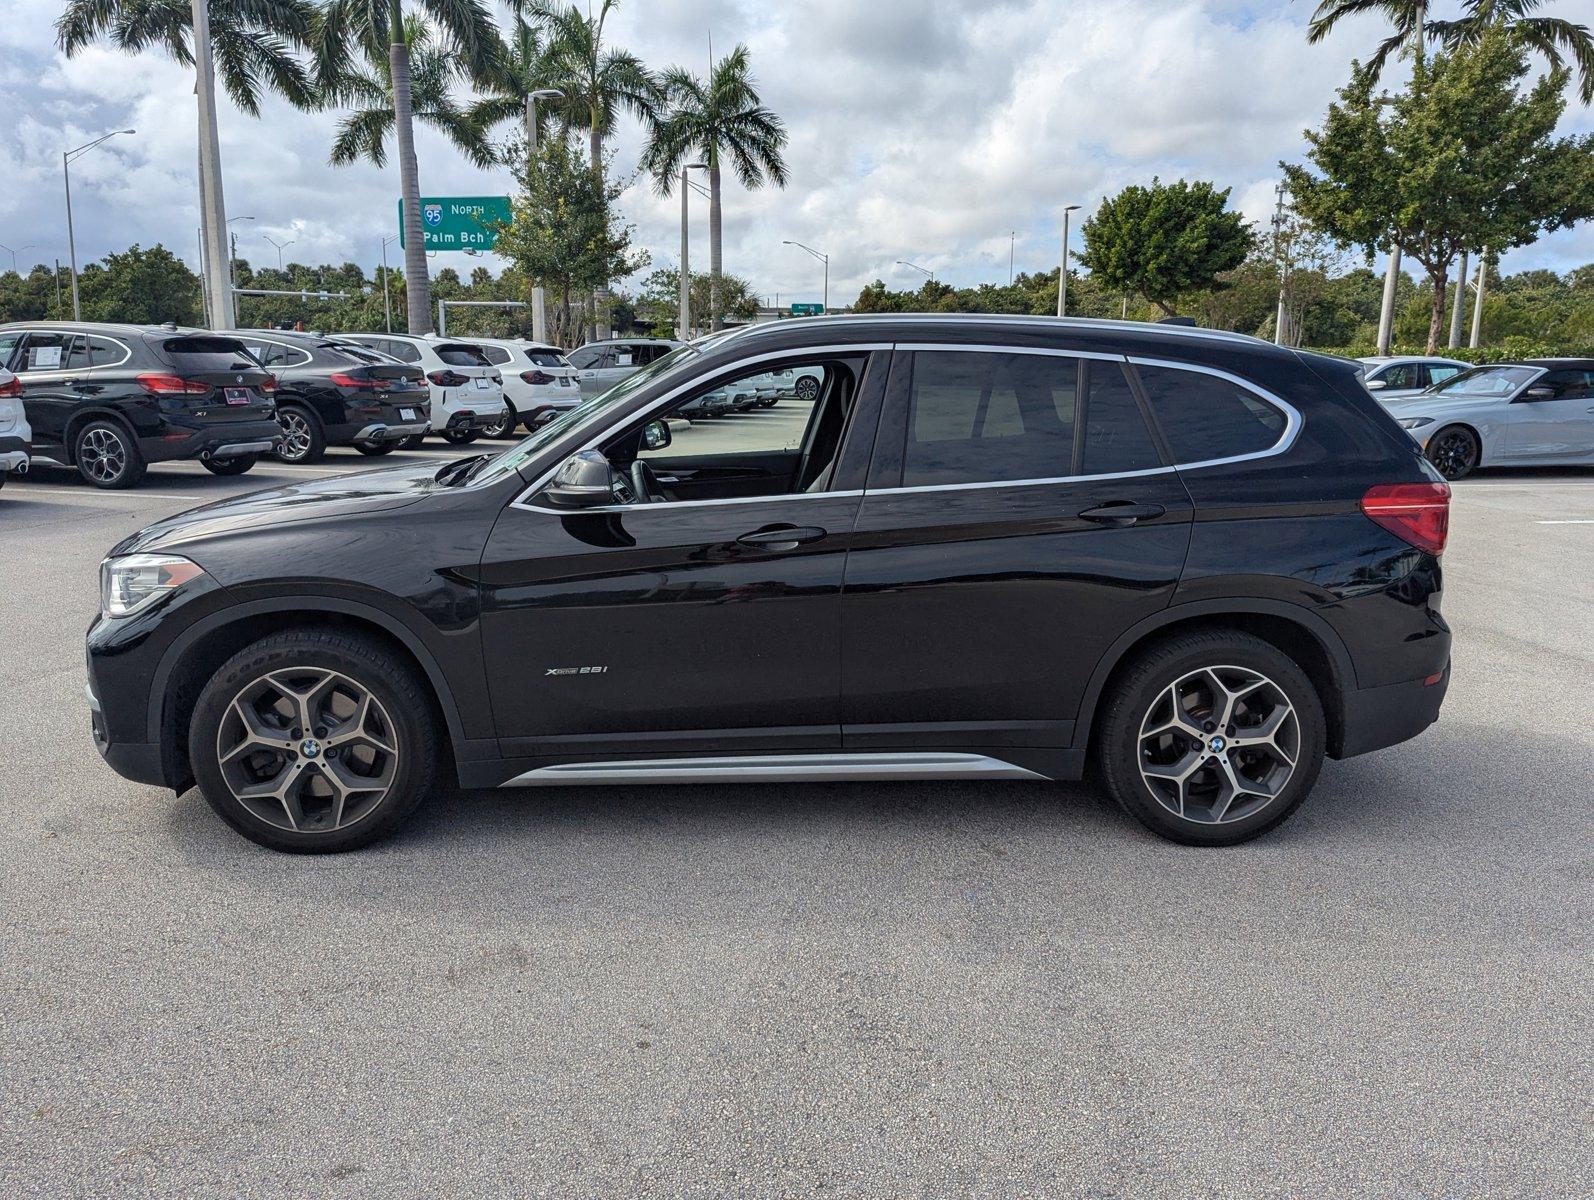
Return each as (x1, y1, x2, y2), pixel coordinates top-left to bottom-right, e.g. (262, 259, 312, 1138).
(1078, 501, 1166, 527)
(736, 525, 827, 551)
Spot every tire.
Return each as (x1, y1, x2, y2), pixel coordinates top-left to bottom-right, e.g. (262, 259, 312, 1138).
(1425, 425, 1479, 481)
(201, 454, 258, 476)
(441, 428, 479, 445)
(1095, 630, 1326, 847)
(480, 405, 518, 439)
(354, 441, 398, 456)
(274, 404, 326, 464)
(794, 375, 820, 402)
(74, 419, 146, 490)
(188, 630, 439, 853)
(398, 434, 427, 451)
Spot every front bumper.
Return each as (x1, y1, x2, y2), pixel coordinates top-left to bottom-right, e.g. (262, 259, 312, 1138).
(1335, 661, 1450, 759)
(87, 679, 167, 788)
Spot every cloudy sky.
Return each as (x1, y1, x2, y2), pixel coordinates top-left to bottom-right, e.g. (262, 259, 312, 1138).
(1, 0, 1589, 307)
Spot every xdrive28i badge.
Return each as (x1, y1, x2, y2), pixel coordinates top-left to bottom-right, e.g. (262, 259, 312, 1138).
(545, 666, 608, 676)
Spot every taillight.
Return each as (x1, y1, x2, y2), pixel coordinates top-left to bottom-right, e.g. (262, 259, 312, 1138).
(427, 370, 468, 388)
(137, 373, 208, 395)
(260, 374, 276, 395)
(1361, 482, 1451, 556)
(0, 375, 21, 398)
(330, 371, 381, 390)
(520, 370, 554, 386)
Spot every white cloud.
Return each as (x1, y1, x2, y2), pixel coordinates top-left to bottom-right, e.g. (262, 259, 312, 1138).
(0, 0, 1587, 306)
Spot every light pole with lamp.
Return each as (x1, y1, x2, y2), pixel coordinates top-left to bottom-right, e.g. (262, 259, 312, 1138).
(523, 88, 563, 342)
(678, 162, 708, 339)
(0, 243, 35, 275)
(1056, 204, 1080, 318)
(897, 260, 933, 287)
(381, 234, 399, 333)
(64, 129, 135, 320)
(782, 240, 829, 313)
(263, 235, 296, 271)
(227, 216, 255, 324)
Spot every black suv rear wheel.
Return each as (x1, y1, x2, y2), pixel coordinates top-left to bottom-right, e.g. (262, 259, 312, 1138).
(75, 419, 146, 489)
(275, 404, 326, 464)
(188, 630, 438, 853)
(1096, 631, 1325, 846)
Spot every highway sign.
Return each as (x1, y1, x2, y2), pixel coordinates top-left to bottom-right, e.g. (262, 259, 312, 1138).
(398, 196, 511, 251)
(789, 303, 825, 315)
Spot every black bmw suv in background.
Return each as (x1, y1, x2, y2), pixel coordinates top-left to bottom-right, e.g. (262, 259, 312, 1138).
(86, 316, 1452, 852)
(236, 330, 429, 462)
(0, 322, 282, 488)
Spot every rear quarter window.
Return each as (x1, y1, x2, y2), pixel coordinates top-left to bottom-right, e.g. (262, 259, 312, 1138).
(1135, 364, 1287, 463)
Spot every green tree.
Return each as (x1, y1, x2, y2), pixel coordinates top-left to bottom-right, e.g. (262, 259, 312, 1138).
(315, 0, 502, 335)
(1076, 179, 1253, 316)
(1283, 28, 1594, 351)
(636, 267, 758, 335)
(492, 134, 647, 347)
(643, 44, 789, 331)
(1307, 0, 1594, 103)
(77, 244, 201, 325)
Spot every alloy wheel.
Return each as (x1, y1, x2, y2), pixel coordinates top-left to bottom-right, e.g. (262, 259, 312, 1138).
(277, 410, 314, 461)
(794, 376, 819, 401)
(79, 427, 127, 484)
(215, 667, 400, 834)
(1427, 429, 1477, 480)
(1137, 665, 1300, 824)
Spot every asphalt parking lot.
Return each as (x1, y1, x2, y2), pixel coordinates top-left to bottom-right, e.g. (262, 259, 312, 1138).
(1, 445, 1590, 1197)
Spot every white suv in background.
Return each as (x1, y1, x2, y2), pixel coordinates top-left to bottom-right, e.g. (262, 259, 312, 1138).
(340, 334, 508, 444)
(0, 368, 31, 491)
(466, 338, 583, 435)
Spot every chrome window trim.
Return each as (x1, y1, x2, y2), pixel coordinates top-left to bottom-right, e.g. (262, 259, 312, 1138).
(509, 342, 893, 513)
(241, 336, 312, 369)
(12, 329, 132, 374)
(893, 342, 1124, 363)
(1126, 355, 1301, 472)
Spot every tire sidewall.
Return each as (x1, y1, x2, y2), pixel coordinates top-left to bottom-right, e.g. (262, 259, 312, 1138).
(1427, 425, 1478, 481)
(275, 405, 324, 463)
(189, 634, 437, 853)
(1098, 633, 1326, 846)
(76, 419, 144, 489)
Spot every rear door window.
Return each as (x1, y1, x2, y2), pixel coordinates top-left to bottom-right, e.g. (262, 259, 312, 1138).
(18, 332, 68, 372)
(435, 343, 492, 368)
(1134, 364, 1287, 463)
(1428, 364, 1463, 385)
(1081, 361, 1162, 475)
(0, 331, 22, 370)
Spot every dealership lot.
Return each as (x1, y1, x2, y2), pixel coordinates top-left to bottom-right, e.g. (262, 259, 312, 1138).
(1, 449, 1590, 1195)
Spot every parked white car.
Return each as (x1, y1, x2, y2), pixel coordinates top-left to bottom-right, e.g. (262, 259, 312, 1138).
(340, 334, 507, 444)
(465, 338, 583, 435)
(566, 338, 684, 394)
(0, 368, 30, 490)
(1358, 355, 1471, 400)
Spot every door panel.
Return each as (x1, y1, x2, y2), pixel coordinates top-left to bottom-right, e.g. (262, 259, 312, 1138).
(1507, 371, 1594, 461)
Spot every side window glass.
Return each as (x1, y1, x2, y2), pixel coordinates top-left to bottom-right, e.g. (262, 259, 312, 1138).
(614, 348, 635, 367)
(482, 345, 513, 366)
(567, 347, 596, 370)
(1136, 365, 1286, 463)
(1428, 365, 1461, 385)
(1536, 370, 1594, 400)
(1081, 362, 1162, 475)
(394, 341, 423, 364)
(1382, 363, 1420, 390)
(59, 336, 94, 371)
(0, 332, 22, 370)
(20, 334, 67, 372)
(902, 351, 1078, 487)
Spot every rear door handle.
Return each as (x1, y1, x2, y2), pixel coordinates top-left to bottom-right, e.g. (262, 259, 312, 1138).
(736, 525, 827, 551)
(1078, 501, 1166, 527)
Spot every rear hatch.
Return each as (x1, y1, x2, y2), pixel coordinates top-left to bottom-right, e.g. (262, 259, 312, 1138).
(143, 334, 276, 422)
(523, 346, 579, 389)
(429, 342, 504, 413)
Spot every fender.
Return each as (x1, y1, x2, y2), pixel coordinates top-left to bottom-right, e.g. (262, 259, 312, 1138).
(1068, 597, 1358, 750)
(145, 594, 486, 762)
(63, 407, 142, 462)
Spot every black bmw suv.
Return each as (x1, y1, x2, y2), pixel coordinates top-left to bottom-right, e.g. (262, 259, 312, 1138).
(0, 322, 282, 488)
(87, 316, 1452, 852)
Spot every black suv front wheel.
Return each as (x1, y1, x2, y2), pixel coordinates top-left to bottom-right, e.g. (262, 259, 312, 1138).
(188, 630, 438, 853)
(1096, 631, 1325, 846)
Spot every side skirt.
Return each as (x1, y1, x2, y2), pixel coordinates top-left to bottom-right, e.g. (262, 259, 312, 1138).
(497, 751, 1054, 788)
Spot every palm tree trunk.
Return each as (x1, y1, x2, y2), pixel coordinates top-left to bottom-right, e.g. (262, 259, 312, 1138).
(708, 157, 723, 331)
(390, 4, 433, 336)
(589, 119, 607, 341)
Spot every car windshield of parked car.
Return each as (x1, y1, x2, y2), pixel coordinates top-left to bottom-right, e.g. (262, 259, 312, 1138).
(467, 342, 703, 487)
(1429, 365, 1537, 397)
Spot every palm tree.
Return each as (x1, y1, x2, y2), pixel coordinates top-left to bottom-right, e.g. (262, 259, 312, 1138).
(643, 46, 788, 331)
(1307, 0, 1593, 102)
(57, 0, 319, 114)
(464, 9, 558, 159)
(316, 0, 501, 334)
(532, 0, 659, 338)
(327, 17, 493, 170)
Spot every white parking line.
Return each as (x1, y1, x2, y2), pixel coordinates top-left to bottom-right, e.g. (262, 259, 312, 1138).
(9, 487, 206, 500)
(1535, 519, 1594, 525)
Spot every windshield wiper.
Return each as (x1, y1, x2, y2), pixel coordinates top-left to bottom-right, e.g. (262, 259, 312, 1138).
(434, 454, 490, 486)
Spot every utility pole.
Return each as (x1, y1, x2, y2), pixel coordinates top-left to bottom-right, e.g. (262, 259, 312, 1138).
(1056, 204, 1080, 318)
(192, 0, 234, 329)
(1009, 230, 1015, 285)
(381, 234, 398, 333)
(1376, 246, 1401, 354)
(679, 162, 707, 340)
(1448, 250, 1468, 349)
(1271, 182, 1290, 347)
(63, 129, 134, 321)
(1469, 250, 1487, 349)
(524, 88, 562, 343)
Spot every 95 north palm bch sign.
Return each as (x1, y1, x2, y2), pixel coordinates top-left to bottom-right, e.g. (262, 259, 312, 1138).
(397, 196, 512, 251)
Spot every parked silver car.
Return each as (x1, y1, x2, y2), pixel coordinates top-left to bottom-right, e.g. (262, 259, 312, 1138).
(566, 338, 684, 394)
(1358, 355, 1471, 399)
(1383, 358, 1594, 479)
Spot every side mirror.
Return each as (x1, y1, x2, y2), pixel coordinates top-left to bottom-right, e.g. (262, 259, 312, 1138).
(1522, 386, 1556, 400)
(1364, 378, 1387, 391)
(542, 449, 615, 508)
(640, 419, 672, 452)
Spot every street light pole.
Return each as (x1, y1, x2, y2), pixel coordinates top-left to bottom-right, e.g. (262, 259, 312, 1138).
(1469, 249, 1487, 349)
(63, 129, 135, 321)
(0, 243, 34, 274)
(1056, 204, 1080, 318)
(897, 260, 933, 288)
(226, 216, 254, 324)
(263, 235, 295, 271)
(679, 162, 708, 340)
(524, 88, 563, 343)
(1376, 245, 1402, 355)
(191, 0, 235, 330)
(381, 235, 398, 333)
(783, 240, 829, 313)
(1448, 250, 1468, 349)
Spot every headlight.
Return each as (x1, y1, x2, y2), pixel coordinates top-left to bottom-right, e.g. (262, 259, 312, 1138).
(1397, 416, 1435, 430)
(100, 554, 207, 619)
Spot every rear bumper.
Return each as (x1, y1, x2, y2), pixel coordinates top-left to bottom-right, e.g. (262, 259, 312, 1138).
(0, 434, 28, 473)
(1334, 661, 1450, 759)
(442, 409, 502, 433)
(143, 419, 284, 464)
(353, 421, 429, 443)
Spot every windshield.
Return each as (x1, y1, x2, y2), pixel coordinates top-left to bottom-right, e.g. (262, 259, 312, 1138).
(1429, 365, 1537, 398)
(468, 342, 703, 488)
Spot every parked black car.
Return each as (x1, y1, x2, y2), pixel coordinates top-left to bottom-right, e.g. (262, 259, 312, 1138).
(0, 322, 282, 488)
(87, 316, 1452, 852)
(237, 331, 430, 462)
